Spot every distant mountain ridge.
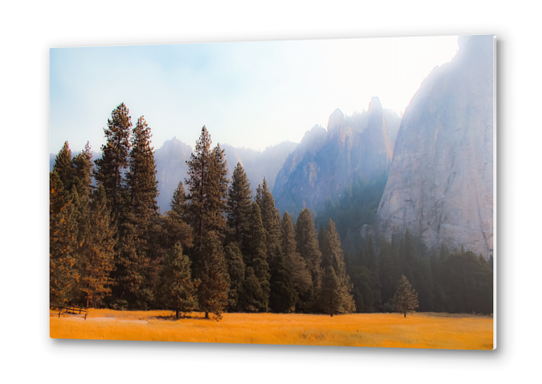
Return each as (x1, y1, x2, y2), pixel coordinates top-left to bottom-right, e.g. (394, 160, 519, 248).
(272, 98, 401, 220)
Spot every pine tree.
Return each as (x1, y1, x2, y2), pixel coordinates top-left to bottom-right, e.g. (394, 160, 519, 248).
(50, 172, 79, 307)
(393, 275, 419, 318)
(224, 242, 245, 311)
(207, 143, 229, 242)
(159, 242, 198, 319)
(295, 208, 322, 310)
(128, 116, 159, 239)
(226, 163, 252, 246)
(321, 266, 342, 317)
(171, 181, 188, 220)
(255, 178, 282, 261)
(321, 219, 355, 313)
(71, 143, 94, 250)
(196, 232, 230, 320)
(80, 184, 116, 308)
(94, 103, 132, 220)
(185, 127, 228, 250)
(269, 245, 296, 313)
(280, 212, 312, 304)
(53, 141, 74, 189)
(243, 202, 270, 312)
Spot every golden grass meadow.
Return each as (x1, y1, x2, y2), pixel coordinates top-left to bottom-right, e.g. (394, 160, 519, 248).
(50, 309, 493, 350)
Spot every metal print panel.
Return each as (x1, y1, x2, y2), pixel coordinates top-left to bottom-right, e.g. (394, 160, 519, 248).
(49, 35, 495, 349)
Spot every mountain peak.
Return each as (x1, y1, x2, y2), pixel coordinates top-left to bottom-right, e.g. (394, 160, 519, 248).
(327, 109, 345, 132)
(369, 97, 382, 112)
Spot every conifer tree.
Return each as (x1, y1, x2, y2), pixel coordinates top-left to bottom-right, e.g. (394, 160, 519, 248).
(159, 242, 198, 319)
(393, 275, 419, 318)
(171, 181, 188, 220)
(280, 212, 312, 302)
(255, 178, 282, 261)
(243, 202, 270, 312)
(128, 116, 159, 239)
(321, 266, 342, 317)
(94, 103, 132, 220)
(295, 208, 322, 310)
(196, 232, 230, 320)
(80, 184, 116, 308)
(54, 141, 74, 189)
(226, 163, 252, 246)
(207, 143, 229, 242)
(186, 127, 228, 250)
(321, 219, 355, 313)
(242, 267, 263, 313)
(269, 245, 296, 313)
(224, 242, 245, 311)
(71, 143, 93, 248)
(50, 172, 79, 307)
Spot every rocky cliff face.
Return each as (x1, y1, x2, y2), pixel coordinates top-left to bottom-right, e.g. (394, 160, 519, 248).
(273, 99, 400, 220)
(375, 35, 494, 259)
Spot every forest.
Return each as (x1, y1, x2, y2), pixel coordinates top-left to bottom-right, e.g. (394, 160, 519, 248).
(50, 103, 493, 321)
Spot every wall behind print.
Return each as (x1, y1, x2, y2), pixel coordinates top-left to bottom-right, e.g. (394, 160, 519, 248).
(2, 0, 538, 383)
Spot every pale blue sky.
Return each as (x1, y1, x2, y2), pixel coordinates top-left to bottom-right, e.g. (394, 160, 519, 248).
(50, 36, 459, 154)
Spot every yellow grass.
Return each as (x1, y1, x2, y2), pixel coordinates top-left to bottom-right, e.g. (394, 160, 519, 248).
(50, 309, 493, 350)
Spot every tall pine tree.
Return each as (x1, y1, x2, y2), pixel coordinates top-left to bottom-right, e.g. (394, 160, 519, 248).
(295, 208, 322, 311)
(321, 219, 355, 313)
(280, 212, 312, 307)
(159, 242, 198, 319)
(94, 103, 132, 221)
(226, 163, 252, 246)
(50, 171, 79, 307)
(80, 184, 116, 308)
(243, 202, 270, 312)
(196, 232, 230, 320)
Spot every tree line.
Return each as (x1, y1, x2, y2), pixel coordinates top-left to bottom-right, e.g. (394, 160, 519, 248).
(50, 103, 357, 319)
(50, 102, 492, 319)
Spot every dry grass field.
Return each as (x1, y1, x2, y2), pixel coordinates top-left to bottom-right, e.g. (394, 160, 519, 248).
(50, 309, 493, 350)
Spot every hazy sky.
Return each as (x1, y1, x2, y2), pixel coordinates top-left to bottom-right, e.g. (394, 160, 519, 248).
(50, 35, 459, 154)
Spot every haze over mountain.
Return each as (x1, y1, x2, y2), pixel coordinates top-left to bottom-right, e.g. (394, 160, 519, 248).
(153, 138, 299, 213)
(375, 35, 494, 259)
(272, 98, 401, 220)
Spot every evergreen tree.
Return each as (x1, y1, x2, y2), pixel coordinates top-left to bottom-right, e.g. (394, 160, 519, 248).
(53, 141, 74, 189)
(170, 181, 188, 220)
(226, 163, 252, 246)
(242, 267, 264, 313)
(71, 143, 94, 251)
(280, 212, 312, 304)
(321, 266, 342, 317)
(185, 127, 228, 250)
(80, 184, 116, 308)
(224, 242, 245, 311)
(321, 219, 355, 313)
(196, 232, 230, 320)
(128, 116, 159, 239)
(112, 194, 146, 309)
(295, 208, 322, 310)
(268, 245, 296, 313)
(50, 172, 79, 307)
(393, 275, 419, 318)
(207, 143, 229, 242)
(243, 202, 270, 312)
(255, 178, 282, 261)
(159, 242, 198, 319)
(94, 103, 132, 220)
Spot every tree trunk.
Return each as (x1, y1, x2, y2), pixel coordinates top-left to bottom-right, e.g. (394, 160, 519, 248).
(404, 311, 407, 318)
(205, 312, 209, 319)
(176, 310, 179, 319)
